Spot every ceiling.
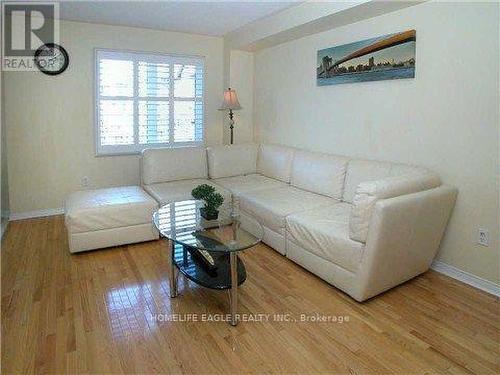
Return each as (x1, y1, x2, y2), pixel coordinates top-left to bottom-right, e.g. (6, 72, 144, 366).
(58, 1, 301, 37)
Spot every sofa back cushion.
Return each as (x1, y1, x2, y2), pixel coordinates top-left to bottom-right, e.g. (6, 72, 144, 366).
(141, 146, 207, 185)
(343, 159, 427, 203)
(291, 150, 349, 199)
(207, 144, 258, 179)
(257, 144, 295, 183)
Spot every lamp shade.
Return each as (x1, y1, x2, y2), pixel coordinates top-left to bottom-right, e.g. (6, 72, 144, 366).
(219, 88, 242, 110)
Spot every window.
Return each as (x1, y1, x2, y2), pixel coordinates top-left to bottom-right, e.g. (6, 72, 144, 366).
(95, 49, 204, 155)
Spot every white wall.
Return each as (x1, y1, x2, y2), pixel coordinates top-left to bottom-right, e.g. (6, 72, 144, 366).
(4, 20, 224, 215)
(227, 50, 254, 144)
(254, 2, 499, 283)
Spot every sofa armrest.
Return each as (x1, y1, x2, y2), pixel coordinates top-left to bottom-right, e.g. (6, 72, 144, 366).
(349, 173, 441, 242)
(351, 185, 457, 301)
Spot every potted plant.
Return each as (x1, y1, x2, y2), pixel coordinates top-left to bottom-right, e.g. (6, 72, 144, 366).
(191, 184, 224, 220)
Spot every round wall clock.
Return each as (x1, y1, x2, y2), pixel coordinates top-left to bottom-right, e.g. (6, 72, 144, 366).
(34, 43, 69, 75)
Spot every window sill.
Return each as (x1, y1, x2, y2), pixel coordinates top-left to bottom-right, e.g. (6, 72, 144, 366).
(95, 151, 142, 157)
(95, 142, 205, 157)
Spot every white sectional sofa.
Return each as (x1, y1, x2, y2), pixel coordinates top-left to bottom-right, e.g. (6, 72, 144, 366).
(140, 143, 457, 302)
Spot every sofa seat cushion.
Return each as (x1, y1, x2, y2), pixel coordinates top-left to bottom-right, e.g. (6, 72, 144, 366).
(239, 186, 336, 233)
(213, 174, 288, 197)
(65, 186, 158, 234)
(286, 203, 364, 273)
(143, 179, 232, 206)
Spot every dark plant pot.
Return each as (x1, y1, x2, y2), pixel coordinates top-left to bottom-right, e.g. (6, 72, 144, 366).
(200, 207, 219, 221)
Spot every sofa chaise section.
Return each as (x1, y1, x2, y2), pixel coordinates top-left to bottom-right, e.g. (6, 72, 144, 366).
(65, 186, 159, 253)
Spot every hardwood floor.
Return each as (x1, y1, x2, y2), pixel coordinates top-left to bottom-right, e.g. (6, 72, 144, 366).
(1, 215, 499, 374)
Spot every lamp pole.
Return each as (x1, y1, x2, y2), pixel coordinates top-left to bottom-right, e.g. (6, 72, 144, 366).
(229, 109, 234, 144)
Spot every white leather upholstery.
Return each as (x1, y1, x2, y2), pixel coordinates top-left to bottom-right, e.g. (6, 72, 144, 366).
(262, 226, 287, 255)
(286, 186, 457, 302)
(68, 224, 158, 253)
(291, 150, 349, 199)
(64, 142, 457, 302)
(64, 186, 159, 253)
(141, 147, 207, 185)
(349, 173, 442, 243)
(343, 159, 427, 203)
(143, 179, 232, 207)
(65, 186, 158, 233)
(207, 144, 258, 179)
(353, 185, 458, 301)
(287, 239, 357, 297)
(257, 144, 295, 183)
(240, 211, 287, 255)
(286, 203, 364, 273)
(239, 186, 336, 233)
(213, 174, 288, 197)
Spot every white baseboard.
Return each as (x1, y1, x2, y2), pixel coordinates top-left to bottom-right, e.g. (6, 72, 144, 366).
(9, 207, 64, 221)
(431, 261, 500, 297)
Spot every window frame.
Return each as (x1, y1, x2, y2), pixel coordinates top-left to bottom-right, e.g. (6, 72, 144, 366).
(94, 48, 206, 156)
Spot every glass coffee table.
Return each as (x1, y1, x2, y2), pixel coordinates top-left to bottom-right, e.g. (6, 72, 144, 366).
(152, 199, 263, 326)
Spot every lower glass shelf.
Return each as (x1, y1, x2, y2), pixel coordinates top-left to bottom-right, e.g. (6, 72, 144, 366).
(173, 243, 246, 290)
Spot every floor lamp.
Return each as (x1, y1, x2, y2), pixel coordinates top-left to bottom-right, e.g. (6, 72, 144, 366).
(219, 88, 242, 144)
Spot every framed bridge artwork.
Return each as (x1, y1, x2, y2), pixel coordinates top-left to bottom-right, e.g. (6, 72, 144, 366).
(317, 30, 416, 86)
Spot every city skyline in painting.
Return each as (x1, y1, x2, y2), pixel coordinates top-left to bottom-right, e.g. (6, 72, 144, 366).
(317, 30, 416, 86)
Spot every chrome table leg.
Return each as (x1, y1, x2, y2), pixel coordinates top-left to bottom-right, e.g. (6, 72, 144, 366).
(229, 252, 238, 326)
(169, 240, 178, 298)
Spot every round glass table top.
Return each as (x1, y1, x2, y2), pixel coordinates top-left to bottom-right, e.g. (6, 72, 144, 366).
(152, 199, 263, 253)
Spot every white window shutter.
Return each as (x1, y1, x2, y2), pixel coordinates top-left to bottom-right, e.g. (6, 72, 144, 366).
(173, 63, 204, 143)
(95, 50, 204, 155)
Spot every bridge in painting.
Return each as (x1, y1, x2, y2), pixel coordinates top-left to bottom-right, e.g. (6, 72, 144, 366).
(319, 30, 415, 75)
